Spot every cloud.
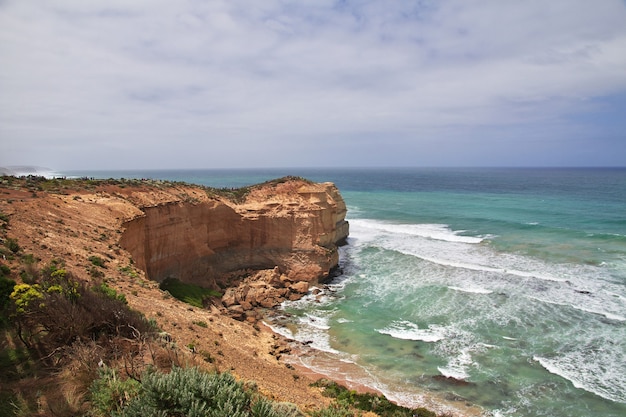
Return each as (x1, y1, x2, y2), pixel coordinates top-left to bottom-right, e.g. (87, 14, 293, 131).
(1, 0, 626, 169)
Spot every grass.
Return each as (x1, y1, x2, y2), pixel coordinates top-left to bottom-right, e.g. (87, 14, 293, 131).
(159, 277, 221, 308)
(312, 379, 438, 417)
(0, 330, 39, 417)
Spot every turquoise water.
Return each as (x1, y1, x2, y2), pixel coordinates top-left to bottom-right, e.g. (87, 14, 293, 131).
(65, 168, 626, 416)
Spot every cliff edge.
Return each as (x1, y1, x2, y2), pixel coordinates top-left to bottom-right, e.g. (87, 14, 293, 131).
(120, 178, 348, 287)
(1, 175, 348, 315)
(118, 177, 349, 317)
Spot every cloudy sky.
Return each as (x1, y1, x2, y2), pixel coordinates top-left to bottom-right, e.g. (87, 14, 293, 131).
(2, 0, 626, 170)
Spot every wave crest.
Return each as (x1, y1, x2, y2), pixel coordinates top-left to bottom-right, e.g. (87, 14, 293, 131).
(377, 320, 445, 342)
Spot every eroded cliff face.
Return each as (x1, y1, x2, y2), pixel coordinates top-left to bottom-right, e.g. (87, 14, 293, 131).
(119, 179, 349, 295)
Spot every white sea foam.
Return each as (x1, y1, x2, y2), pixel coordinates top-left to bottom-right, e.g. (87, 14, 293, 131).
(300, 313, 331, 330)
(3, 166, 63, 179)
(351, 219, 485, 244)
(448, 286, 493, 295)
(278, 214, 626, 416)
(534, 355, 626, 403)
(265, 316, 341, 355)
(577, 307, 626, 322)
(437, 364, 469, 380)
(377, 320, 445, 342)
(350, 218, 572, 284)
(525, 295, 626, 323)
(351, 218, 626, 323)
(437, 346, 475, 380)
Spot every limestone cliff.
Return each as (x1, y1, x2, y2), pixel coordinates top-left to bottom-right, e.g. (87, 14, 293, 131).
(119, 178, 349, 294)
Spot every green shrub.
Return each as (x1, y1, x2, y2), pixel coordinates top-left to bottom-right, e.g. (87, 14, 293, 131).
(93, 282, 127, 304)
(90, 367, 141, 417)
(309, 403, 354, 417)
(4, 237, 20, 253)
(0, 275, 16, 326)
(118, 264, 139, 278)
(40, 258, 65, 279)
(311, 379, 436, 417)
(89, 256, 107, 268)
(115, 367, 282, 417)
(159, 278, 221, 308)
(89, 266, 105, 278)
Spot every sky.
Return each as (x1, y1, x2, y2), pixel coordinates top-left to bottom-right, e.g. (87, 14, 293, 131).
(1, 0, 626, 170)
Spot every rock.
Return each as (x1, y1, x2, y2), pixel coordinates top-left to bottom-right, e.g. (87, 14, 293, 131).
(288, 292, 303, 301)
(221, 289, 237, 307)
(239, 301, 253, 311)
(433, 375, 474, 386)
(227, 304, 245, 321)
(290, 281, 309, 294)
(228, 304, 244, 314)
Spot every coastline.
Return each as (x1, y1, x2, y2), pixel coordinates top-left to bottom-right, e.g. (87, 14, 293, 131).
(260, 320, 485, 417)
(4, 172, 625, 416)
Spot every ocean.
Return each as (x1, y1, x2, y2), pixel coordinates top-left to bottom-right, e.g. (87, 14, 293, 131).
(63, 167, 626, 417)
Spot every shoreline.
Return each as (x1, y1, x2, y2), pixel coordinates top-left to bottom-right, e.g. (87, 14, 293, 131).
(258, 321, 485, 417)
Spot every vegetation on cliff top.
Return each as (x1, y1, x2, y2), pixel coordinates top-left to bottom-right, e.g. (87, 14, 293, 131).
(1, 174, 313, 204)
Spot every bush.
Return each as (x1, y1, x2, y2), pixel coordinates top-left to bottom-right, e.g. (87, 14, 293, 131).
(90, 367, 141, 417)
(89, 256, 107, 268)
(311, 379, 437, 417)
(0, 275, 16, 327)
(93, 282, 127, 304)
(9, 272, 153, 354)
(309, 403, 354, 417)
(4, 237, 20, 253)
(159, 278, 221, 308)
(114, 367, 283, 417)
(40, 258, 66, 279)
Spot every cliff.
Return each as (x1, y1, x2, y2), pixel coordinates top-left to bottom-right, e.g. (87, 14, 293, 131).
(119, 179, 349, 289)
(0, 175, 348, 317)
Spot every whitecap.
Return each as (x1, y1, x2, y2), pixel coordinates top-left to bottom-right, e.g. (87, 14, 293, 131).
(437, 365, 469, 381)
(534, 355, 626, 403)
(525, 295, 626, 322)
(350, 219, 485, 244)
(264, 318, 341, 355)
(377, 320, 445, 342)
(437, 347, 473, 380)
(448, 286, 493, 295)
(300, 313, 331, 330)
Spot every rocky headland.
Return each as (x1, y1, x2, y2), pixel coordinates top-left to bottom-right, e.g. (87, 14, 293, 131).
(117, 177, 349, 320)
(0, 175, 350, 413)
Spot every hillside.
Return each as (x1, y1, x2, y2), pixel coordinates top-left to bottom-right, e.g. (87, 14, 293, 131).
(0, 175, 351, 414)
